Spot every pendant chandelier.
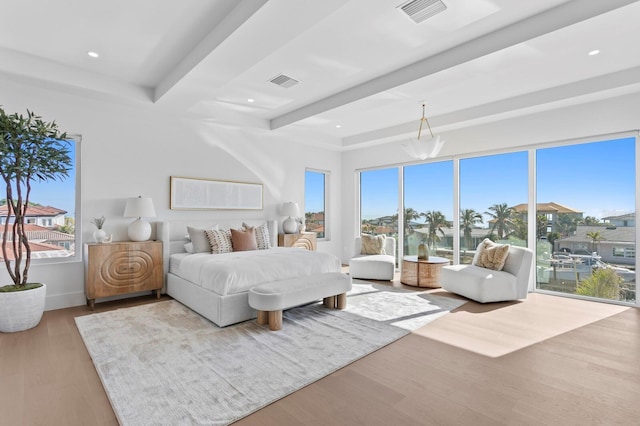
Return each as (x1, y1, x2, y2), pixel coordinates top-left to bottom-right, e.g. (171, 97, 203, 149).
(402, 103, 444, 160)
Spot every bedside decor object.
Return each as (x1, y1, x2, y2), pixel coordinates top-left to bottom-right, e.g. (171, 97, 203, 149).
(0, 107, 71, 332)
(124, 196, 156, 242)
(91, 216, 108, 243)
(281, 202, 300, 234)
(402, 103, 445, 160)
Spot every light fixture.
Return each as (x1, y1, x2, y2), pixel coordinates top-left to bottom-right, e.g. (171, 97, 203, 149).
(588, 49, 600, 56)
(247, 98, 255, 103)
(281, 202, 300, 234)
(123, 196, 156, 241)
(402, 103, 445, 160)
(87, 51, 99, 58)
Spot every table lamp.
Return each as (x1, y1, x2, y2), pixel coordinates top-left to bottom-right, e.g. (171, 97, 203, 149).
(124, 196, 156, 241)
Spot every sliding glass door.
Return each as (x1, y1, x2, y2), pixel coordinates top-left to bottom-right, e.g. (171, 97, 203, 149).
(536, 137, 636, 303)
(360, 168, 399, 259)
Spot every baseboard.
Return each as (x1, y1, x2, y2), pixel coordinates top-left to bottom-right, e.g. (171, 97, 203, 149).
(45, 291, 87, 311)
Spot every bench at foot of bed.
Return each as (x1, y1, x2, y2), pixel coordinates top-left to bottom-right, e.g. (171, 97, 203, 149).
(248, 272, 352, 331)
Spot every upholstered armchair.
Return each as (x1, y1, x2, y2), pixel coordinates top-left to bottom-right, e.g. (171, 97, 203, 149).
(440, 241, 533, 303)
(348, 236, 396, 281)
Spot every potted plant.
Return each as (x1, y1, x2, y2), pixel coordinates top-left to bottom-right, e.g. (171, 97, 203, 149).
(0, 107, 71, 332)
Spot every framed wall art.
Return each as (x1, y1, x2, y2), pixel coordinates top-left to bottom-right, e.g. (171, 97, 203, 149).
(170, 176, 263, 210)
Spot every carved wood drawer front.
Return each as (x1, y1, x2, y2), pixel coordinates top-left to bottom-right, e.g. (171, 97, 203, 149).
(84, 241, 163, 308)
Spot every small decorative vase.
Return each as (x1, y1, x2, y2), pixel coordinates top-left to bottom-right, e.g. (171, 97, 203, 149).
(94, 228, 107, 243)
(418, 243, 429, 260)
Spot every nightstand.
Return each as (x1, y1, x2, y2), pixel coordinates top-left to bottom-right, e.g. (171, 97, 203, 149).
(278, 232, 317, 251)
(84, 240, 163, 309)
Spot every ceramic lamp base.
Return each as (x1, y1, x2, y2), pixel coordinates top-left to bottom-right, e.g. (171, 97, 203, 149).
(282, 216, 298, 234)
(128, 218, 151, 241)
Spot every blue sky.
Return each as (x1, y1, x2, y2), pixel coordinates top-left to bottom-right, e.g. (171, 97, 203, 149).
(361, 137, 636, 223)
(21, 140, 76, 217)
(305, 170, 325, 213)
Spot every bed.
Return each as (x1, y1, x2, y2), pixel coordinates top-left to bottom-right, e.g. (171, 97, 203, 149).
(157, 219, 341, 327)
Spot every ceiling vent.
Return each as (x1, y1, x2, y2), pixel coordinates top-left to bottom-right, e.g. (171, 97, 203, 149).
(398, 0, 447, 24)
(269, 74, 300, 88)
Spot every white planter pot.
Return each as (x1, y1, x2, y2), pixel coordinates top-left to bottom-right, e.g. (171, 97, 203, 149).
(0, 283, 46, 333)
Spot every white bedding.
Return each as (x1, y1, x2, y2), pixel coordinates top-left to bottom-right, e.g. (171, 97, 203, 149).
(169, 247, 341, 296)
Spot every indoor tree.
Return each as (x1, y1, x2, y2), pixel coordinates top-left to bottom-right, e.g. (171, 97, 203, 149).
(0, 107, 70, 288)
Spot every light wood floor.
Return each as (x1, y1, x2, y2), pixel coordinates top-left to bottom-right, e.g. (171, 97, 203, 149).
(1, 286, 639, 425)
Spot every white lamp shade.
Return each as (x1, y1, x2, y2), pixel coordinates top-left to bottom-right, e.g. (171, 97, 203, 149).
(124, 196, 156, 218)
(281, 202, 300, 217)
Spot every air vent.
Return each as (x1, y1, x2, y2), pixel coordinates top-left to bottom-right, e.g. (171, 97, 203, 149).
(269, 74, 300, 88)
(398, 0, 447, 24)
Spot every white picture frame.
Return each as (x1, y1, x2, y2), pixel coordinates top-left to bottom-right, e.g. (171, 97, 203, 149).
(170, 176, 263, 210)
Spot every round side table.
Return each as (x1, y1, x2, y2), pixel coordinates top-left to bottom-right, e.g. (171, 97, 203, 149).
(401, 255, 450, 288)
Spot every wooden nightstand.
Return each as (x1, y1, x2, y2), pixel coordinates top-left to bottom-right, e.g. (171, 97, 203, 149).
(84, 240, 163, 309)
(278, 232, 317, 251)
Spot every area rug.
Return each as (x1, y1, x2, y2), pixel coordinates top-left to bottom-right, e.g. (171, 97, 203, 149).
(75, 281, 465, 425)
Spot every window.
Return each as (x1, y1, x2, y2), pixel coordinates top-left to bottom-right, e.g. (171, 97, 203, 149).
(536, 136, 635, 303)
(403, 161, 453, 260)
(460, 151, 528, 264)
(11, 135, 81, 263)
(304, 169, 328, 239)
(360, 168, 398, 260)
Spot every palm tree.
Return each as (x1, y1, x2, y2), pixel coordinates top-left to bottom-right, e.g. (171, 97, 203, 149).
(484, 203, 514, 240)
(422, 210, 448, 250)
(511, 217, 528, 241)
(556, 214, 577, 237)
(581, 216, 601, 226)
(460, 208, 483, 249)
(586, 231, 604, 253)
(404, 207, 422, 234)
(536, 214, 548, 239)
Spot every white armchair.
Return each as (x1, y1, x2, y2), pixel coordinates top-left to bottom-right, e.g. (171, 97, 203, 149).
(348, 236, 396, 281)
(440, 243, 533, 303)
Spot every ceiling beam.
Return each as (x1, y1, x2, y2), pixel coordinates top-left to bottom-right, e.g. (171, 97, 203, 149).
(154, 0, 268, 103)
(270, 0, 640, 130)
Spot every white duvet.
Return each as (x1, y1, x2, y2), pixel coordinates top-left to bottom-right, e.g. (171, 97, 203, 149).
(169, 247, 341, 296)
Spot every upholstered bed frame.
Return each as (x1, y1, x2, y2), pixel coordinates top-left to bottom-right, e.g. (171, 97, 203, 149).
(157, 219, 278, 327)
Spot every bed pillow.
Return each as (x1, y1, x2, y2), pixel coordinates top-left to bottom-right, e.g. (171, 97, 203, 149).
(360, 234, 386, 255)
(242, 222, 271, 250)
(187, 225, 219, 253)
(184, 242, 194, 254)
(205, 228, 232, 254)
(474, 238, 510, 271)
(231, 228, 258, 251)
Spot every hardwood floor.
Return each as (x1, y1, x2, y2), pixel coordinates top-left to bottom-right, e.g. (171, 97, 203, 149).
(1, 290, 639, 425)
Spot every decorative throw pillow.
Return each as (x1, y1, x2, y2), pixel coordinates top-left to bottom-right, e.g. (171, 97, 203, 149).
(183, 242, 194, 254)
(231, 228, 258, 251)
(474, 238, 510, 271)
(205, 228, 232, 254)
(360, 234, 386, 255)
(243, 222, 271, 250)
(187, 225, 219, 253)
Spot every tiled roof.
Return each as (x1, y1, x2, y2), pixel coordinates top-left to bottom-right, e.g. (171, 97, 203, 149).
(0, 204, 67, 217)
(511, 202, 582, 214)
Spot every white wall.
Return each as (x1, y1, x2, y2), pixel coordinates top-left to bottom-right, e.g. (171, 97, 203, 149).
(0, 78, 342, 310)
(340, 92, 640, 263)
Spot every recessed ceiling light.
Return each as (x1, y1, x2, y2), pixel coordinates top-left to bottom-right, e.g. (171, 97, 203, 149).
(87, 51, 99, 58)
(588, 49, 600, 56)
(335, 125, 342, 128)
(247, 98, 255, 103)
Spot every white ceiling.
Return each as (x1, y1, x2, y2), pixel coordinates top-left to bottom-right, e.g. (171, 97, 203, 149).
(2, 0, 640, 149)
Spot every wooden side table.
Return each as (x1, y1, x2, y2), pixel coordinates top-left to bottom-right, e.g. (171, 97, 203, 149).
(278, 232, 317, 251)
(84, 240, 163, 309)
(401, 255, 450, 288)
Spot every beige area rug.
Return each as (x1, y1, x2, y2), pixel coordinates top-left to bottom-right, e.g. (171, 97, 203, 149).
(414, 292, 630, 357)
(75, 283, 465, 426)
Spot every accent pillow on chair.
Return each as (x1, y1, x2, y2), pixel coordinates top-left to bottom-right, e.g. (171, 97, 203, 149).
(360, 234, 387, 255)
(475, 238, 510, 271)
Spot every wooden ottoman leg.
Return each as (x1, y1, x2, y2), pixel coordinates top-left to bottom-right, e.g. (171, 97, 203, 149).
(257, 310, 269, 325)
(268, 310, 283, 331)
(336, 293, 347, 310)
(323, 296, 336, 308)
